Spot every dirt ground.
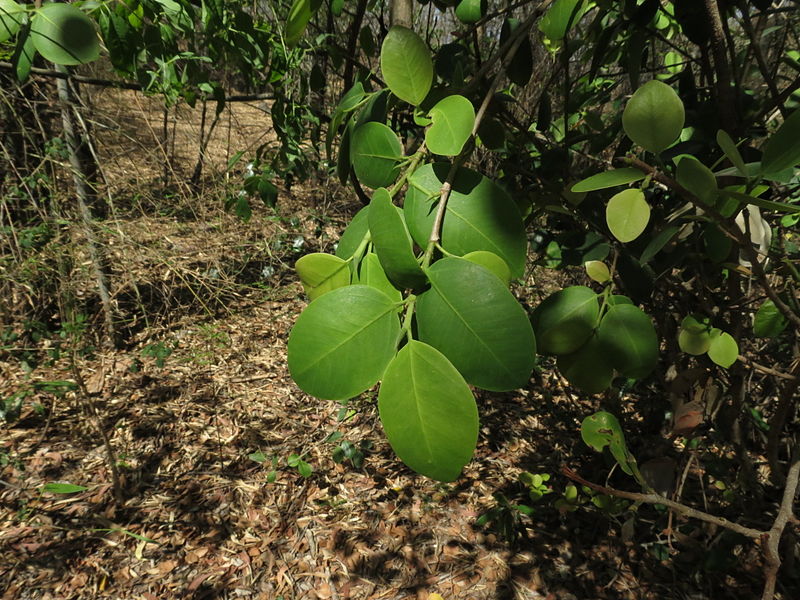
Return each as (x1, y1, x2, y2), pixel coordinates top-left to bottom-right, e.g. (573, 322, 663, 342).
(0, 88, 786, 600)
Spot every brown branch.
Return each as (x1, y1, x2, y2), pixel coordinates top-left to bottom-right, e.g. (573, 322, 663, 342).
(704, 0, 738, 133)
(761, 459, 800, 600)
(738, 355, 799, 381)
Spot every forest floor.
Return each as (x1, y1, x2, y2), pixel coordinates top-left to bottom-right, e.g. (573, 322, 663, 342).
(0, 89, 779, 600)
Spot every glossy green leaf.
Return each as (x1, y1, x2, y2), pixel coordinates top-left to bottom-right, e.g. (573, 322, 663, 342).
(425, 95, 475, 156)
(531, 286, 598, 356)
(380, 26, 433, 106)
(13, 28, 35, 82)
(606, 188, 650, 243)
(285, 0, 320, 47)
(31, 3, 99, 66)
(455, 0, 486, 24)
(335, 206, 370, 261)
(753, 300, 788, 338)
(639, 225, 679, 264)
(288, 285, 400, 401)
(357, 253, 402, 302)
(557, 334, 614, 394)
(462, 251, 511, 286)
(761, 109, 800, 175)
(0, 0, 24, 43)
(584, 260, 610, 283)
(676, 156, 717, 205)
(350, 122, 403, 189)
(581, 411, 635, 475)
(716, 130, 748, 178)
(416, 258, 536, 391)
(597, 304, 658, 379)
(368, 188, 427, 289)
(678, 320, 711, 355)
(571, 168, 646, 193)
(405, 163, 527, 277)
(539, 0, 588, 41)
(622, 80, 685, 153)
(378, 340, 478, 482)
(327, 82, 364, 159)
(707, 329, 738, 368)
(295, 253, 351, 300)
(42, 483, 88, 494)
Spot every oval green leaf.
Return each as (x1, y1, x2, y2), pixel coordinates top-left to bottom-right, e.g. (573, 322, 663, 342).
(31, 3, 99, 66)
(455, 0, 487, 24)
(531, 286, 599, 355)
(581, 411, 635, 475)
(350, 122, 403, 189)
(378, 340, 478, 482)
(539, 0, 589, 42)
(570, 168, 646, 193)
(676, 155, 717, 205)
(753, 299, 788, 338)
(380, 26, 433, 106)
(357, 253, 402, 302)
(405, 163, 527, 277)
(761, 109, 800, 176)
(622, 80, 685, 154)
(584, 260, 610, 284)
(416, 258, 536, 391)
(285, 0, 319, 47)
(678, 329, 711, 356)
(597, 304, 658, 379)
(335, 205, 370, 261)
(295, 252, 351, 300)
(425, 95, 475, 156)
(606, 188, 650, 243)
(287, 285, 400, 401)
(462, 251, 511, 286)
(0, 0, 24, 43)
(368, 188, 427, 289)
(557, 334, 614, 394)
(707, 330, 738, 368)
(716, 130, 748, 178)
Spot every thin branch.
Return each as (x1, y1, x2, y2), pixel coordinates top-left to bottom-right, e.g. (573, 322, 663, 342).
(761, 458, 800, 600)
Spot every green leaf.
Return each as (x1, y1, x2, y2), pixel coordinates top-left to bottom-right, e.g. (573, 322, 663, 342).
(707, 330, 738, 368)
(584, 260, 610, 284)
(606, 188, 650, 243)
(357, 253, 402, 302)
(368, 188, 427, 289)
(531, 286, 599, 355)
(295, 253, 351, 300)
(622, 80, 685, 153)
(287, 285, 400, 400)
(285, 0, 320, 47)
(378, 340, 478, 482)
(678, 314, 712, 355)
(350, 122, 403, 189)
(718, 189, 800, 215)
(753, 299, 788, 338)
(425, 95, 475, 157)
(13, 27, 35, 82)
(581, 411, 636, 475)
(331, 0, 344, 17)
(327, 82, 365, 159)
(557, 334, 614, 394)
(716, 130, 748, 178)
(31, 3, 99, 66)
(570, 168, 646, 193)
(597, 304, 658, 379)
(676, 156, 717, 205)
(639, 225, 680, 264)
(336, 119, 353, 185)
(416, 258, 536, 391)
(539, 0, 588, 41)
(380, 26, 433, 106)
(455, 0, 487, 24)
(761, 109, 800, 176)
(335, 205, 370, 262)
(405, 163, 527, 277)
(0, 0, 24, 43)
(42, 483, 88, 494)
(462, 251, 511, 286)
(248, 450, 267, 463)
(501, 18, 533, 86)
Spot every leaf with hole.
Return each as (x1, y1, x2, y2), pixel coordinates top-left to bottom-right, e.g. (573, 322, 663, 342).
(761, 109, 800, 176)
(753, 299, 788, 338)
(707, 329, 738, 368)
(31, 2, 99, 66)
(622, 80, 684, 154)
(350, 122, 403, 189)
(531, 286, 599, 356)
(288, 285, 400, 400)
(606, 189, 650, 243)
(380, 26, 433, 106)
(597, 304, 658, 379)
(416, 258, 535, 391)
(295, 253, 350, 300)
(571, 168, 646, 193)
(405, 163, 527, 277)
(368, 188, 427, 290)
(425, 95, 475, 156)
(357, 253, 402, 302)
(581, 411, 636, 475)
(378, 340, 478, 482)
(676, 156, 717, 205)
(0, 0, 24, 43)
